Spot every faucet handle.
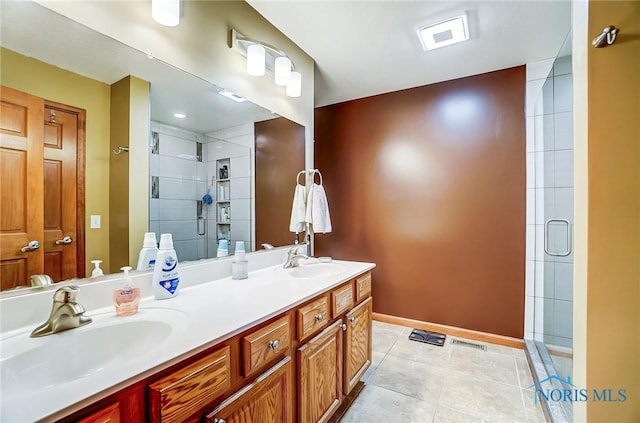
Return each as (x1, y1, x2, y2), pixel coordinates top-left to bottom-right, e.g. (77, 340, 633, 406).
(53, 285, 80, 303)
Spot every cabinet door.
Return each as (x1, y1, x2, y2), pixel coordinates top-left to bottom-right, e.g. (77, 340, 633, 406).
(344, 297, 372, 395)
(77, 403, 120, 423)
(205, 357, 293, 423)
(297, 320, 342, 423)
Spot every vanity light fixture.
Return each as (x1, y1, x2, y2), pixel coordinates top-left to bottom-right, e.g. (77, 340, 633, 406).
(417, 13, 469, 51)
(231, 29, 301, 98)
(152, 0, 180, 27)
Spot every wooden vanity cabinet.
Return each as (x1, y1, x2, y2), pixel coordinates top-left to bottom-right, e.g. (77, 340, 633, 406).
(297, 272, 373, 423)
(343, 297, 372, 395)
(205, 356, 293, 423)
(61, 270, 373, 423)
(297, 321, 343, 423)
(148, 346, 231, 423)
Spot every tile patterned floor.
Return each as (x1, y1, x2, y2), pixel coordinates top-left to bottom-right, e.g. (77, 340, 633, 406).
(340, 321, 548, 423)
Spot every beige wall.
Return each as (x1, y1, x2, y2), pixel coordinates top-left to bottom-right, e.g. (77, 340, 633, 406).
(1, 48, 111, 275)
(109, 76, 150, 272)
(37, 0, 315, 153)
(575, 1, 640, 421)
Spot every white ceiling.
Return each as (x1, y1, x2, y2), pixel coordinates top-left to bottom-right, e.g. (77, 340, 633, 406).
(248, 0, 572, 107)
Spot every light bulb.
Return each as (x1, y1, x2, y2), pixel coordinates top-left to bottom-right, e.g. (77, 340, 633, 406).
(286, 71, 302, 97)
(152, 0, 180, 27)
(247, 44, 266, 76)
(274, 56, 292, 86)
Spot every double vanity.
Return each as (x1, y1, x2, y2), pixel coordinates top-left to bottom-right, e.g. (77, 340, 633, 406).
(0, 248, 375, 422)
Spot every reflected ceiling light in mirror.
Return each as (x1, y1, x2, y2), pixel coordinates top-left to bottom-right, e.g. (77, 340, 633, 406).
(417, 13, 469, 51)
(231, 29, 301, 98)
(286, 72, 302, 98)
(274, 57, 292, 85)
(218, 90, 248, 103)
(173, 113, 186, 118)
(152, 0, 180, 27)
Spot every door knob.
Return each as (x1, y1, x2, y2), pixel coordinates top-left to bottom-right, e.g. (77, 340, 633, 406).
(20, 240, 40, 253)
(55, 236, 73, 245)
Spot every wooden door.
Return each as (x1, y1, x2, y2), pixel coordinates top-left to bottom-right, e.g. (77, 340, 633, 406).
(0, 86, 44, 290)
(343, 297, 372, 395)
(297, 321, 342, 423)
(206, 357, 293, 423)
(43, 103, 83, 282)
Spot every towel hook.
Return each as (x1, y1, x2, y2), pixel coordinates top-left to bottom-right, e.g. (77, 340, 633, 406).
(112, 146, 129, 155)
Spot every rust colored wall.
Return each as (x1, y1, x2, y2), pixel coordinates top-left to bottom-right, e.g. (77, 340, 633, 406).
(315, 67, 526, 338)
(255, 117, 305, 249)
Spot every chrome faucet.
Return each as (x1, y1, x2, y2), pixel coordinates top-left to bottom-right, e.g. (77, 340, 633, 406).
(283, 246, 309, 269)
(30, 286, 92, 338)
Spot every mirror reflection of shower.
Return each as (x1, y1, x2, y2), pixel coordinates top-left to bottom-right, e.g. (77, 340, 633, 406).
(149, 122, 254, 261)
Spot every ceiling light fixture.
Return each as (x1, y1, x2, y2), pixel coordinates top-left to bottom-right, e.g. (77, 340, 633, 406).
(231, 29, 301, 98)
(173, 113, 186, 118)
(152, 0, 180, 27)
(417, 13, 469, 51)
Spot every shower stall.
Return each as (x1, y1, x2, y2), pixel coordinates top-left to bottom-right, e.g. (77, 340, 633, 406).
(525, 32, 574, 423)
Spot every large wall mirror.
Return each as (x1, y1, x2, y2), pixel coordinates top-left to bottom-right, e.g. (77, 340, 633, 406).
(0, 1, 305, 293)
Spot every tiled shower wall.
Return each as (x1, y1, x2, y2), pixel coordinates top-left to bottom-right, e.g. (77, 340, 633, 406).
(149, 122, 255, 260)
(149, 122, 207, 262)
(524, 56, 574, 349)
(206, 123, 255, 254)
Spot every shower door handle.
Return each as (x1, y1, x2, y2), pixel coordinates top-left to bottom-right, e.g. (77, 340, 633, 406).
(544, 219, 572, 257)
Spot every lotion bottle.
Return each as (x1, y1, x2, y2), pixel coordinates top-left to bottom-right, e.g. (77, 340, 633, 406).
(152, 233, 180, 300)
(113, 266, 140, 316)
(136, 232, 159, 271)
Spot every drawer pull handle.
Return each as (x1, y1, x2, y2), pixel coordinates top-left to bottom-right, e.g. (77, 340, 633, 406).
(213, 419, 226, 423)
(349, 316, 356, 323)
(340, 323, 347, 331)
(268, 340, 280, 350)
(315, 313, 325, 322)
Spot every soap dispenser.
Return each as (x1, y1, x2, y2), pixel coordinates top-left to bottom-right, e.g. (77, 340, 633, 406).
(91, 260, 104, 277)
(113, 266, 140, 316)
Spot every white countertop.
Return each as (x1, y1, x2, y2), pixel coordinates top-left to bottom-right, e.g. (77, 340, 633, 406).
(0, 259, 375, 422)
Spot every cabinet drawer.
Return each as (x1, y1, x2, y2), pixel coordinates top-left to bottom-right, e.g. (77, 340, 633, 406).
(149, 346, 231, 423)
(331, 282, 354, 319)
(297, 294, 330, 341)
(355, 272, 372, 303)
(242, 315, 291, 377)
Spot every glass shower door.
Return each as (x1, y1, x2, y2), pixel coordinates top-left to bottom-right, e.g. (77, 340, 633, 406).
(530, 32, 574, 422)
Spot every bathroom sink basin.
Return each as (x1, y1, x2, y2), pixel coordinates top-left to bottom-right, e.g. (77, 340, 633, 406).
(288, 263, 348, 279)
(0, 307, 190, 400)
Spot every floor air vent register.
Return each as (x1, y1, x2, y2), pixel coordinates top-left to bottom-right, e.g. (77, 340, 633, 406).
(408, 329, 446, 346)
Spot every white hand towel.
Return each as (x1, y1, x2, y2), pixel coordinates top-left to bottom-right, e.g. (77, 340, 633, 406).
(305, 183, 332, 233)
(289, 184, 307, 232)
